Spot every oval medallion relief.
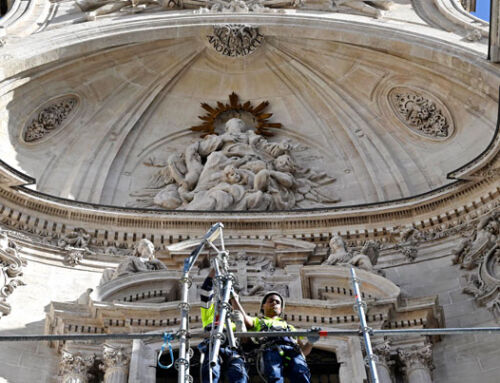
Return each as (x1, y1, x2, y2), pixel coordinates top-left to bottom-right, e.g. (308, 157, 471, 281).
(388, 87, 454, 140)
(22, 94, 79, 144)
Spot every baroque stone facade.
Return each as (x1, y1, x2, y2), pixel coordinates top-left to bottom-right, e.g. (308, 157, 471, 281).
(1, 0, 500, 382)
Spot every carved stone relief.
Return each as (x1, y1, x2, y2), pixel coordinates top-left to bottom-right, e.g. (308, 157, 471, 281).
(388, 88, 453, 140)
(398, 344, 434, 382)
(453, 210, 500, 317)
(58, 350, 96, 383)
(207, 25, 263, 57)
(75, 0, 301, 20)
(0, 230, 26, 318)
(332, 1, 393, 18)
(73, 0, 395, 19)
(23, 95, 79, 143)
(129, 117, 339, 211)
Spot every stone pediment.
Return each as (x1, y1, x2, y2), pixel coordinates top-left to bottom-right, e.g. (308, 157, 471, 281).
(300, 265, 400, 302)
(164, 236, 317, 268)
(95, 270, 180, 303)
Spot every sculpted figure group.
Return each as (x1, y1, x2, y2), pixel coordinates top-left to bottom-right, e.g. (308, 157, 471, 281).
(74, 0, 392, 20)
(131, 118, 337, 211)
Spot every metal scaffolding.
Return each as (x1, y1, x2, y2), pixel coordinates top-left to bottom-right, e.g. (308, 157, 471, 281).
(1, 222, 499, 383)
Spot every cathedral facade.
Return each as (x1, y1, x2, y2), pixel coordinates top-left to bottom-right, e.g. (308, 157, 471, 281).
(0, 0, 499, 382)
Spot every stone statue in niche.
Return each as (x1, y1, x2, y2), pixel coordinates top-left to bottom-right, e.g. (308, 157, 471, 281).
(323, 233, 380, 272)
(100, 239, 167, 283)
(130, 118, 339, 211)
(331, 1, 393, 18)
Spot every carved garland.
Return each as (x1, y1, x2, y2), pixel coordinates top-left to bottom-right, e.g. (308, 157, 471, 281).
(388, 88, 454, 140)
(191, 92, 282, 136)
(23, 95, 79, 143)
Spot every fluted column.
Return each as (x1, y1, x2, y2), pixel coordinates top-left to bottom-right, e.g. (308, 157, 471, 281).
(100, 344, 130, 383)
(398, 345, 433, 383)
(58, 350, 95, 383)
(373, 342, 393, 383)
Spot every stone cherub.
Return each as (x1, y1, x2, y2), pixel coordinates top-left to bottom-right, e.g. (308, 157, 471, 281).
(99, 239, 167, 284)
(323, 233, 380, 272)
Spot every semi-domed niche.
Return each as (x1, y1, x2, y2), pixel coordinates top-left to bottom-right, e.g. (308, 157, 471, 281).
(1, 28, 497, 211)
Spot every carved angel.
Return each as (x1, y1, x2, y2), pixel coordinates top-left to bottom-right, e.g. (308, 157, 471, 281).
(323, 234, 380, 272)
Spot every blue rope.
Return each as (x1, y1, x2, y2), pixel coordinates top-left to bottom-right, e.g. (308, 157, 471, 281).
(157, 332, 175, 369)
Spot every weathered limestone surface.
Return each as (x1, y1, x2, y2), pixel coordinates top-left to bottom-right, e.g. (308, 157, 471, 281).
(0, 0, 499, 382)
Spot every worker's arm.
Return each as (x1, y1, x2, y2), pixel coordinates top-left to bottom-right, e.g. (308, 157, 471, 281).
(230, 293, 256, 330)
(298, 338, 313, 357)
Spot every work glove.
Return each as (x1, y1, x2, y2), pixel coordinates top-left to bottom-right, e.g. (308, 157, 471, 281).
(307, 327, 321, 344)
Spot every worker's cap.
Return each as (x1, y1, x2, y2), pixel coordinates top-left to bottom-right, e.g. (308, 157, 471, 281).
(260, 291, 285, 314)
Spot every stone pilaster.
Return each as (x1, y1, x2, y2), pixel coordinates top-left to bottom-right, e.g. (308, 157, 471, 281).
(373, 342, 393, 383)
(398, 344, 433, 383)
(58, 350, 95, 383)
(100, 344, 130, 383)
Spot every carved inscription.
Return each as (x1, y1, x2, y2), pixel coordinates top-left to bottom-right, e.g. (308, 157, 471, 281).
(207, 25, 263, 57)
(24, 95, 78, 143)
(388, 88, 453, 140)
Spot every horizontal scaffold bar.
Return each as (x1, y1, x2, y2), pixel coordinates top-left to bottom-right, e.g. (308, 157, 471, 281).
(1, 327, 499, 342)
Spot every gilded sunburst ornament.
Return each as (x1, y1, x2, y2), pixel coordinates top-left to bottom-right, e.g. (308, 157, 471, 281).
(191, 92, 282, 137)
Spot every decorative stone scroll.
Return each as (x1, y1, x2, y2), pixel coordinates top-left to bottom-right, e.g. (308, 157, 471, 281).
(453, 210, 500, 317)
(23, 95, 79, 143)
(0, 230, 26, 318)
(388, 88, 453, 140)
(207, 25, 263, 57)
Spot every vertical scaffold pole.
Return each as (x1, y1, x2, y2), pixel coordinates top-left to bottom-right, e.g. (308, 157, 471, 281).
(177, 223, 223, 383)
(350, 267, 379, 383)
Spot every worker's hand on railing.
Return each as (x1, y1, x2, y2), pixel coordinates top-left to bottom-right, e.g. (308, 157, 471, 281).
(307, 327, 321, 344)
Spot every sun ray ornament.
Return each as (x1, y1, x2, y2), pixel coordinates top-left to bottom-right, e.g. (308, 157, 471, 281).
(191, 92, 282, 137)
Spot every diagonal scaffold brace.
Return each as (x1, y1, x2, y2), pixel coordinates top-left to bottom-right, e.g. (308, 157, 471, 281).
(177, 222, 224, 383)
(205, 224, 238, 376)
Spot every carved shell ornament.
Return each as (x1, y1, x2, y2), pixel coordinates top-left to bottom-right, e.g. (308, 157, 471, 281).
(22, 95, 79, 143)
(388, 88, 454, 140)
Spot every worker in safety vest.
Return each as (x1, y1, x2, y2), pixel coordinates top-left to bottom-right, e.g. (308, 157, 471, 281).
(199, 268, 248, 383)
(231, 291, 313, 383)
